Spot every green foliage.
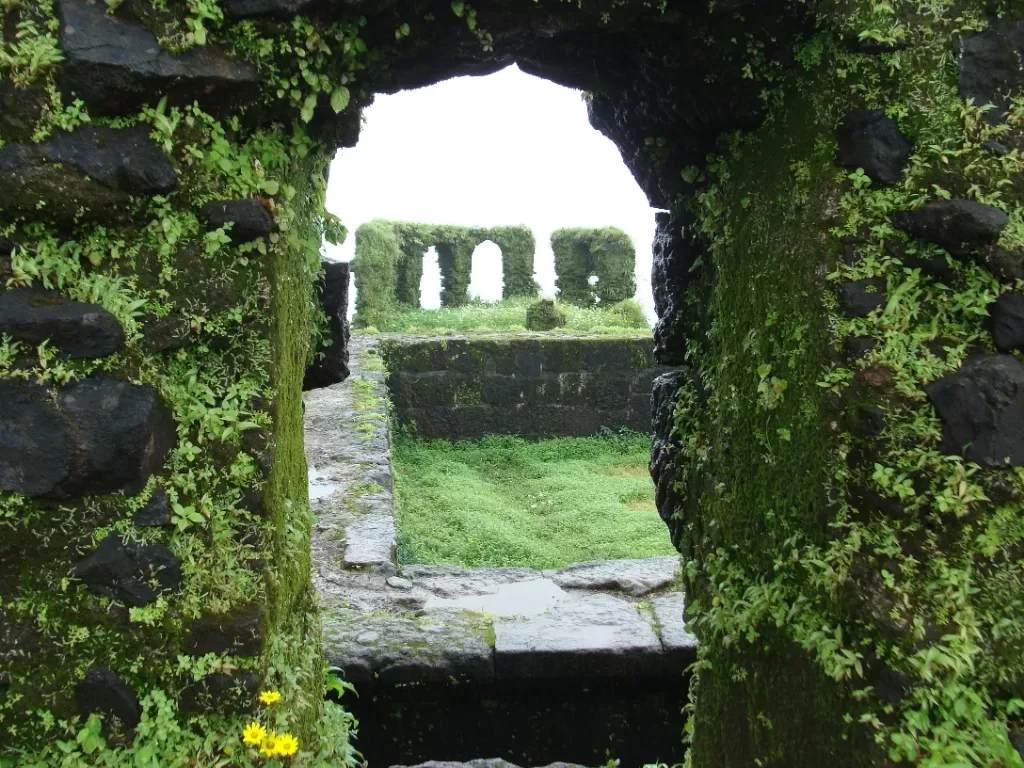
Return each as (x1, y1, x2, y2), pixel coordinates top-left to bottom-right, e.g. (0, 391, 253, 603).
(393, 432, 676, 568)
(551, 227, 637, 306)
(359, 296, 650, 335)
(351, 219, 403, 328)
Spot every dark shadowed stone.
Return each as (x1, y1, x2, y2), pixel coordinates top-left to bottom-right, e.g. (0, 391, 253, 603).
(984, 247, 1024, 281)
(982, 139, 1010, 156)
(0, 289, 125, 359)
(58, 0, 261, 117)
(73, 533, 182, 606)
(179, 671, 260, 715)
(926, 355, 1024, 467)
(650, 371, 686, 548)
(142, 314, 191, 353)
(0, 81, 49, 144)
(873, 664, 913, 705)
(850, 404, 886, 437)
(891, 199, 1008, 257)
(957, 18, 1024, 124)
(52, 378, 176, 498)
(223, 0, 314, 17)
(185, 604, 264, 656)
(885, 239, 957, 283)
(835, 110, 912, 185)
(75, 666, 141, 730)
(304, 260, 351, 390)
(0, 125, 176, 221)
(133, 487, 171, 527)
(651, 213, 699, 365)
(843, 335, 876, 359)
(838, 278, 886, 317)
(0, 380, 72, 497)
(199, 199, 275, 244)
(990, 292, 1024, 352)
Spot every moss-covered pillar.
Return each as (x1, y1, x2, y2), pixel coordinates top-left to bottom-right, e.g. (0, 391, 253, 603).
(353, 220, 403, 328)
(653, 7, 1024, 765)
(552, 228, 595, 306)
(488, 225, 538, 299)
(0, 1, 359, 761)
(435, 236, 475, 307)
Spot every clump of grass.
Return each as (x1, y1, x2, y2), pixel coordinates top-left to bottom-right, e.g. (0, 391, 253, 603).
(392, 430, 676, 569)
(357, 297, 650, 336)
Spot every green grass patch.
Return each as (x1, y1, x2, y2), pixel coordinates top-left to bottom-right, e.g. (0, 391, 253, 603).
(358, 297, 650, 336)
(392, 431, 676, 569)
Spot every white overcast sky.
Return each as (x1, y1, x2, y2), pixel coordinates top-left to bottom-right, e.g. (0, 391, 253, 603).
(325, 65, 659, 321)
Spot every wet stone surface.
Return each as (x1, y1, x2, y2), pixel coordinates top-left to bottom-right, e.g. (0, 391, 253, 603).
(305, 336, 697, 691)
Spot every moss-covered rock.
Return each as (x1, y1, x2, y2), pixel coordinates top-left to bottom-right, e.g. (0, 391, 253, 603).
(525, 299, 567, 331)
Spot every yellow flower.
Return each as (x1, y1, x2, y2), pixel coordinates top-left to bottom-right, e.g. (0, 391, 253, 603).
(271, 732, 299, 757)
(259, 690, 282, 706)
(259, 733, 278, 757)
(242, 721, 267, 746)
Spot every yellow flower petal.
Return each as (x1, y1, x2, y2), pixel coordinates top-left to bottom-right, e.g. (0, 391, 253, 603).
(259, 733, 278, 757)
(272, 732, 299, 757)
(242, 722, 267, 746)
(259, 690, 282, 706)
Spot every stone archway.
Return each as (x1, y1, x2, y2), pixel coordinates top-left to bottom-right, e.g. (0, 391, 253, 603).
(2, 0, 1023, 766)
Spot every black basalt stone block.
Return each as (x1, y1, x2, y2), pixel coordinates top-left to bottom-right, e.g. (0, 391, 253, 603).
(142, 313, 191, 353)
(199, 199, 276, 244)
(185, 604, 264, 656)
(53, 378, 176, 498)
(75, 666, 141, 731)
(0, 289, 125, 359)
(179, 671, 260, 715)
(843, 335, 877, 360)
(0, 379, 73, 497)
(0, 125, 176, 220)
(74, 533, 182, 606)
(984, 247, 1024, 281)
(891, 199, 1008, 257)
(835, 110, 912, 186)
(651, 213, 699, 366)
(926, 354, 1024, 467)
(838, 278, 887, 318)
(58, 0, 261, 118)
(990, 292, 1024, 352)
(133, 487, 171, 527)
(958, 18, 1024, 124)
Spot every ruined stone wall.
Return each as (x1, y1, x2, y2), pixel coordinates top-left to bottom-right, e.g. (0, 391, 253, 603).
(383, 337, 668, 439)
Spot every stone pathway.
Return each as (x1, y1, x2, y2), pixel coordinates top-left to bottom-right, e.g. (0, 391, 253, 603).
(304, 334, 697, 693)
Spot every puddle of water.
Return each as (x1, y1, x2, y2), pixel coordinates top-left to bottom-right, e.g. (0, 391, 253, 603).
(424, 578, 565, 618)
(308, 465, 340, 501)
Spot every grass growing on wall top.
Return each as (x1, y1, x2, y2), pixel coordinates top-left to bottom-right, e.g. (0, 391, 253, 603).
(359, 297, 650, 335)
(392, 431, 676, 569)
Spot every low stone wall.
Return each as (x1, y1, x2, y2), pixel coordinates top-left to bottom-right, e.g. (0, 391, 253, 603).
(382, 336, 669, 439)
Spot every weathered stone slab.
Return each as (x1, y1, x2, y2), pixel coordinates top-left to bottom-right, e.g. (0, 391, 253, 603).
(493, 593, 664, 679)
(344, 512, 397, 575)
(199, 199, 276, 244)
(403, 565, 543, 599)
(650, 592, 698, 666)
(424, 578, 565, 618)
(75, 666, 141, 731)
(892, 199, 1008, 258)
(323, 613, 494, 689)
(551, 557, 679, 597)
(73, 533, 182, 607)
(0, 289, 125, 359)
(58, 0, 260, 117)
(0, 380, 73, 497)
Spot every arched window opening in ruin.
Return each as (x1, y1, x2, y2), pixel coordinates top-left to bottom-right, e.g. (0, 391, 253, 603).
(468, 240, 503, 302)
(327, 65, 658, 327)
(418, 247, 443, 310)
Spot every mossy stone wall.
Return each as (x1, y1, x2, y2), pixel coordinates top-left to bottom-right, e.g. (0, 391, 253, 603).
(383, 337, 669, 439)
(551, 227, 637, 307)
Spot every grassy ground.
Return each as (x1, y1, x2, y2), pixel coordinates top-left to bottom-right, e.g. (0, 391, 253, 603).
(357, 297, 650, 336)
(392, 431, 677, 569)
